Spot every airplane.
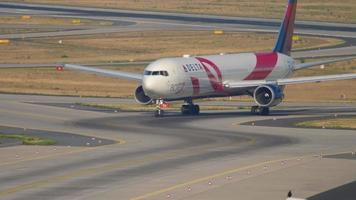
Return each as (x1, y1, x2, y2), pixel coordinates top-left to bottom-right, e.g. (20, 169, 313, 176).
(64, 0, 356, 117)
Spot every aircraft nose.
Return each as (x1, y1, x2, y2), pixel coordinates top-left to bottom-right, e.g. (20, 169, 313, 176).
(142, 77, 168, 97)
(143, 78, 155, 94)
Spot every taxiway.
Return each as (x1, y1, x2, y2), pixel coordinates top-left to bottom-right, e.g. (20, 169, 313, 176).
(0, 94, 355, 200)
(0, 2, 355, 200)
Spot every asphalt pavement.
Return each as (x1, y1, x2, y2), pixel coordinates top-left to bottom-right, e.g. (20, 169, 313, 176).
(0, 2, 355, 200)
(0, 94, 354, 200)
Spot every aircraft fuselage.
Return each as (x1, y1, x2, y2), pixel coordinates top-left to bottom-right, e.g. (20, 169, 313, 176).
(142, 52, 295, 100)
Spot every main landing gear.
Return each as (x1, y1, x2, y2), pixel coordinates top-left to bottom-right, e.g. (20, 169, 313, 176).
(181, 99, 200, 116)
(251, 106, 270, 116)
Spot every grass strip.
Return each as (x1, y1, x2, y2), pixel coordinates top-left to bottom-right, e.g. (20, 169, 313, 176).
(0, 134, 56, 145)
(295, 117, 356, 129)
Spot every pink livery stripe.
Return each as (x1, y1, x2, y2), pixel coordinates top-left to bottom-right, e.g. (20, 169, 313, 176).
(191, 77, 200, 96)
(244, 52, 278, 80)
(196, 57, 224, 92)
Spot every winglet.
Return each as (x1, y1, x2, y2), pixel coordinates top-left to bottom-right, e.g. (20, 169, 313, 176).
(273, 0, 298, 56)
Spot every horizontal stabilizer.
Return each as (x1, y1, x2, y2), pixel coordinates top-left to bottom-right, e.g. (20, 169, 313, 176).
(225, 73, 356, 88)
(294, 57, 356, 70)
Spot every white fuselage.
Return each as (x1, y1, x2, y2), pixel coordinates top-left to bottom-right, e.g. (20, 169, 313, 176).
(142, 52, 295, 100)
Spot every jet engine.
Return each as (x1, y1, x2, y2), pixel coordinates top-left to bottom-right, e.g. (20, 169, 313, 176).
(134, 85, 152, 105)
(253, 85, 284, 107)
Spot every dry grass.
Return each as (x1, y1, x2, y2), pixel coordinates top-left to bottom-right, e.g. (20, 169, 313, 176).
(0, 31, 342, 64)
(0, 30, 354, 102)
(0, 60, 355, 101)
(296, 117, 356, 129)
(0, 15, 112, 26)
(285, 59, 356, 102)
(0, 28, 54, 35)
(0, 66, 140, 97)
(6, 0, 356, 23)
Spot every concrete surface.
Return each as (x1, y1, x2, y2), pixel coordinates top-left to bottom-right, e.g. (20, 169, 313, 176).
(0, 94, 354, 200)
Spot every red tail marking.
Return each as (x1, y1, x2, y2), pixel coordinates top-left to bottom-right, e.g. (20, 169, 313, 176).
(244, 53, 278, 80)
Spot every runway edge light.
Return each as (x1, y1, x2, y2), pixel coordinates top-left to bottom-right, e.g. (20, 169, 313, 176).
(214, 30, 224, 35)
(56, 65, 64, 71)
(21, 15, 32, 20)
(292, 35, 300, 42)
(72, 19, 81, 24)
(0, 39, 10, 45)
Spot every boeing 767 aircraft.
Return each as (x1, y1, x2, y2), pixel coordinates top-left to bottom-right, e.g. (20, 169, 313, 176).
(65, 0, 356, 117)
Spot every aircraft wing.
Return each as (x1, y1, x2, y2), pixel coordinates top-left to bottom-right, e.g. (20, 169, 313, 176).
(294, 57, 355, 70)
(224, 73, 356, 89)
(64, 64, 143, 81)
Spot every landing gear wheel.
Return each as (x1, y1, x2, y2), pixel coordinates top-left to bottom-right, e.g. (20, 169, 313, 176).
(181, 104, 200, 115)
(251, 106, 259, 114)
(250, 106, 270, 116)
(154, 109, 164, 117)
(193, 105, 200, 115)
(259, 107, 270, 116)
(181, 105, 190, 115)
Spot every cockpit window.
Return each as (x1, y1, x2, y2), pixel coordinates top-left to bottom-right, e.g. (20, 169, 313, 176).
(144, 70, 169, 77)
(144, 71, 152, 75)
(160, 71, 169, 76)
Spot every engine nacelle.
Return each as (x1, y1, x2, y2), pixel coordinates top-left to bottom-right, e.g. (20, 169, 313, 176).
(134, 85, 153, 105)
(253, 85, 284, 107)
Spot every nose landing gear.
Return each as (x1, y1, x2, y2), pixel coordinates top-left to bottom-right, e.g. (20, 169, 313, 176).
(154, 99, 165, 117)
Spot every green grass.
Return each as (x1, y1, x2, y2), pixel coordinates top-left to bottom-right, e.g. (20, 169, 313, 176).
(0, 134, 56, 145)
(295, 117, 356, 129)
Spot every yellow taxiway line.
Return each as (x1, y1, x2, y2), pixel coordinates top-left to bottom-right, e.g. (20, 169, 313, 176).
(131, 151, 354, 200)
(130, 155, 314, 200)
(0, 140, 235, 197)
